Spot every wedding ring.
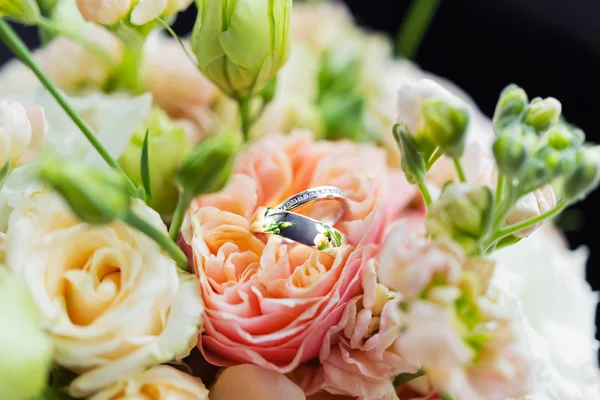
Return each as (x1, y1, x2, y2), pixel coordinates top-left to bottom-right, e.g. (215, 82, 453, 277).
(275, 186, 348, 226)
(253, 208, 344, 251)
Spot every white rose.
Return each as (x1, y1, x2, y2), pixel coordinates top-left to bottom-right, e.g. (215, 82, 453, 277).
(4, 192, 204, 398)
(89, 365, 209, 400)
(0, 100, 47, 168)
(491, 228, 600, 400)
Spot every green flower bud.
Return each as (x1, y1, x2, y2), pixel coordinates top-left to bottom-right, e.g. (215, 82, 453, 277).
(422, 97, 469, 159)
(0, 268, 52, 400)
(493, 84, 528, 132)
(191, 0, 292, 98)
(426, 184, 493, 254)
(563, 146, 600, 202)
(40, 156, 131, 224)
(492, 126, 531, 177)
(519, 147, 566, 194)
(176, 132, 240, 197)
(119, 108, 189, 215)
(0, 0, 40, 22)
(542, 124, 582, 150)
(393, 123, 427, 185)
(523, 97, 562, 133)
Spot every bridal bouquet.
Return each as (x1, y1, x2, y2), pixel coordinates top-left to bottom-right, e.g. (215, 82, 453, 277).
(1, 0, 599, 399)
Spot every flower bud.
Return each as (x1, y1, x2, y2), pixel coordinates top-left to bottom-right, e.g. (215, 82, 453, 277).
(191, 0, 292, 98)
(426, 183, 493, 253)
(563, 146, 600, 202)
(0, 0, 40, 23)
(0, 101, 47, 170)
(175, 131, 239, 197)
(506, 184, 556, 238)
(422, 97, 469, 159)
(492, 125, 534, 178)
(492, 84, 528, 132)
(520, 146, 568, 194)
(0, 268, 52, 400)
(542, 124, 583, 150)
(523, 97, 562, 133)
(393, 123, 427, 185)
(119, 108, 190, 214)
(40, 156, 132, 224)
(76, 0, 192, 26)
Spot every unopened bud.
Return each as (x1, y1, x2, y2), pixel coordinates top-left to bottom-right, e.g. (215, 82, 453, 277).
(506, 184, 556, 238)
(393, 123, 427, 185)
(543, 124, 582, 150)
(191, 0, 292, 98)
(176, 132, 240, 197)
(422, 98, 469, 159)
(40, 156, 131, 224)
(563, 146, 600, 202)
(0, 0, 40, 23)
(492, 127, 531, 177)
(493, 84, 528, 132)
(426, 183, 493, 253)
(523, 97, 562, 133)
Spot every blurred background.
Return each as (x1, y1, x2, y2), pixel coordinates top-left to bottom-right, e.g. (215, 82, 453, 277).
(1, 0, 598, 340)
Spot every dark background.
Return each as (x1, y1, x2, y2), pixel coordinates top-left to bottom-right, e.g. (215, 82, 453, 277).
(1, 0, 598, 341)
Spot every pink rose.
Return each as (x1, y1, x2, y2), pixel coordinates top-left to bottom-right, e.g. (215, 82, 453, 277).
(313, 259, 418, 399)
(182, 131, 417, 373)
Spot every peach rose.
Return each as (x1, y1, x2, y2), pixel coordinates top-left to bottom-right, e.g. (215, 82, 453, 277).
(5, 192, 204, 397)
(89, 365, 209, 400)
(315, 259, 418, 399)
(182, 130, 417, 373)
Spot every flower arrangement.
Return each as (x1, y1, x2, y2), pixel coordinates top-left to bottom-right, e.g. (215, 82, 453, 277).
(0, 0, 599, 400)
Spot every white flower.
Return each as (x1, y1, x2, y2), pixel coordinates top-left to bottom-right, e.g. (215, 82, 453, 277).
(396, 78, 467, 136)
(506, 184, 556, 238)
(491, 228, 600, 400)
(0, 100, 47, 168)
(4, 192, 204, 397)
(89, 365, 209, 400)
(77, 0, 192, 25)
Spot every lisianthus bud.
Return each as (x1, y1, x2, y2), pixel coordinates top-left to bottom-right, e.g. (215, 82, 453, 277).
(0, 0, 40, 23)
(523, 97, 562, 133)
(119, 108, 190, 214)
(0, 101, 47, 170)
(563, 146, 600, 202)
(492, 126, 532, 178)
(426, 183, 493, 253)
(493, 84, 528, 132)
(191, 0, 292, 98)
(76, 0, 192, 26)
(543, 124, 584, 151)
(393, 123, 427, 185)
(0, 268, 52, 400)
(175, 131, 239, 197)
(422, 97, 469, 159)
(506, 184, 556, 238)
(396, 79, 469, 159)
(40, 156, 132, 224)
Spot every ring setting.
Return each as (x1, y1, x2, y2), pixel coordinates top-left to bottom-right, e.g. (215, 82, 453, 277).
(252, 186, 348, 252)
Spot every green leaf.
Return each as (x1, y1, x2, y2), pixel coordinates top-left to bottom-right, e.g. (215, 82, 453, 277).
(140, 129, 152, 203)
(0, 160, 12, 189)
(393, 369, 425, 386)
(440, 394, 456, 400)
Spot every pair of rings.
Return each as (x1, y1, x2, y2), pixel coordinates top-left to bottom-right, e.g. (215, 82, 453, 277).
(252, 186, 348, 252)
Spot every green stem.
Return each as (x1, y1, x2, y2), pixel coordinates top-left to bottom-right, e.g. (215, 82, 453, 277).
(169, 192, 192, 241)
(492, 183, 516, 230)
(495, 174, 505, 205)
(125, 210, 189, 272)
(453, 157, 467, 182)
(395, 0, 443, 59)
(0, 19, 137, 195)
(238, 96, 253, 142)
(491, 199, 568, 244)
(426, 147, 442, 170)
(417, 182, 433, 207)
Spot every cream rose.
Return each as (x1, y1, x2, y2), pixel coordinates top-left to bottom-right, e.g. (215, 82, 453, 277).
(89, 365, 209, 400)
(4, 192, 204, 398)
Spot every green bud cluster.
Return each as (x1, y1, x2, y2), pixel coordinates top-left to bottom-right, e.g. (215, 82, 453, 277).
(421, 97, 469, 159)
(492, 84, 595, 201)
(426, 184, 493, 254)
